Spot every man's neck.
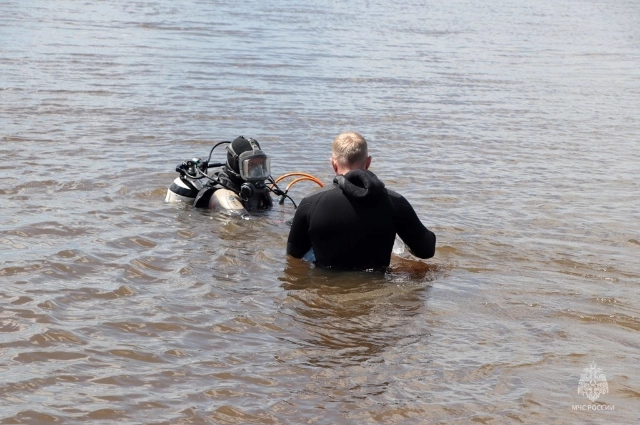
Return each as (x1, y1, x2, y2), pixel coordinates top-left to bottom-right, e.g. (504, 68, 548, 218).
(332, 156, 371, 175)
(336, 166, 360, 175)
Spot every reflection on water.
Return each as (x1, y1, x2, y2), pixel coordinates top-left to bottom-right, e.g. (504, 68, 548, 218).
(277, 259, 438, 410)
(280, 258, 435, 367)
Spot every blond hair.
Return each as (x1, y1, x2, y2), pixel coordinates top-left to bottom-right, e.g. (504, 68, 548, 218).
(331, 131, 368, 166)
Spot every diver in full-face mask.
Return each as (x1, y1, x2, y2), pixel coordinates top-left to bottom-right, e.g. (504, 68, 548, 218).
(190, 136, 273, 212)
(167, 135, 319, 214)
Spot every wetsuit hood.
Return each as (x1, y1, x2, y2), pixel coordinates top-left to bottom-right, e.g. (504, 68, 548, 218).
(334, 169, 386, 200)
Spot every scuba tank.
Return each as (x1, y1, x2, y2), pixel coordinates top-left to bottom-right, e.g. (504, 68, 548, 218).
(208, 188, 248, 214)
(165, 158, 209, 204)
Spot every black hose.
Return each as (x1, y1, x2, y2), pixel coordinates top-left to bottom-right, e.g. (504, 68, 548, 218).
(207, 141, 231, 164)
(267, 177, 298, 208)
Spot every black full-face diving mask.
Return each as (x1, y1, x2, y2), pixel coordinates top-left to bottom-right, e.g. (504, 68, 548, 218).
(225, 136, 273, 210)
(226, 136, 271, 182)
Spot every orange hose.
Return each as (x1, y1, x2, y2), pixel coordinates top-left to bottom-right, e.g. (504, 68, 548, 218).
(273, 172, 324, 188)
(285, 177, 321, 191)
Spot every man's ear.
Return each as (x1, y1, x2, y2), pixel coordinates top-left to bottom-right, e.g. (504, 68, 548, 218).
(331, 157, 338, 173)
(365, 156, 372, 170)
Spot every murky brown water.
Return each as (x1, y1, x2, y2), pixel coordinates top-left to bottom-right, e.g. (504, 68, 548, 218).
(1, 0, 639, 423)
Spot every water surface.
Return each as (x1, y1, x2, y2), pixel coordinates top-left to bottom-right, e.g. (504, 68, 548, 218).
(1, 0, 639, 423)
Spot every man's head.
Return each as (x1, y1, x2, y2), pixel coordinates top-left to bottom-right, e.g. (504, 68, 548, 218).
(330, 131, 372, 175)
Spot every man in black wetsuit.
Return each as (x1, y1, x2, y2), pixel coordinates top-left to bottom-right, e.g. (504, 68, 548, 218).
(286, 131, 436, 270)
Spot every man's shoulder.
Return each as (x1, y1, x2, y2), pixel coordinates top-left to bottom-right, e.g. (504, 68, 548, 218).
(385, 188, 415, 210)
(385, 188, 406, 201)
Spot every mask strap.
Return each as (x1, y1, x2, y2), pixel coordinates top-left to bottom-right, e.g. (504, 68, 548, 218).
(247, 138, 260, 152)
(227, 142, 239, 160)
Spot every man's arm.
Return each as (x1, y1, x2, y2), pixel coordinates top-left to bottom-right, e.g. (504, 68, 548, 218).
(286, 198, 313, 258)
(390, 191, 436, 259)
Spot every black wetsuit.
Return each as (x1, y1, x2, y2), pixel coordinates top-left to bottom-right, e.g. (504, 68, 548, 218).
(286, 169, 436, 269)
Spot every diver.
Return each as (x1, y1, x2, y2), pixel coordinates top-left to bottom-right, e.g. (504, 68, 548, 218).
(166, 136, 277, 215)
